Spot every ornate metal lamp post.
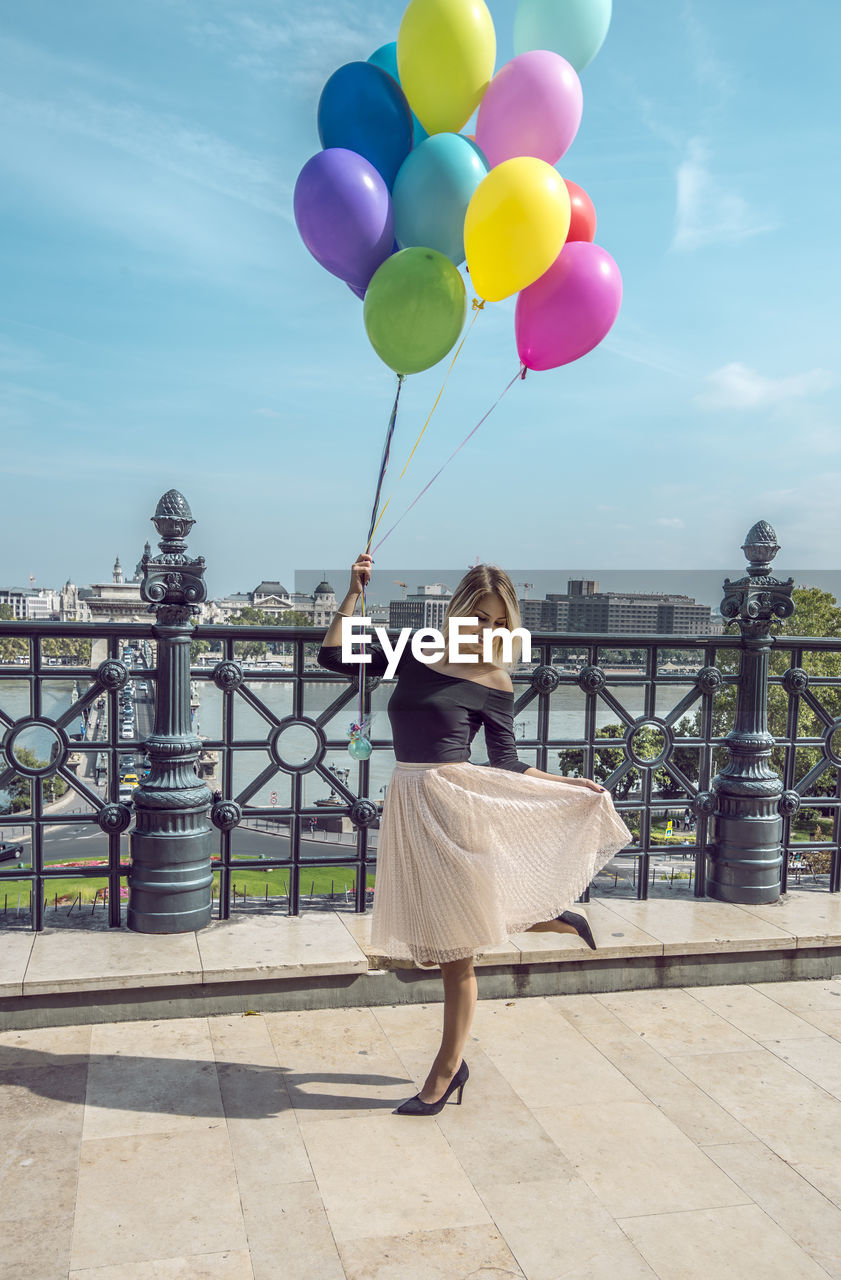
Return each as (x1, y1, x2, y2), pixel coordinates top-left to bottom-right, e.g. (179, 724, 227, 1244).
(128, 491, 213, 932)
(704, 520, 795, 903)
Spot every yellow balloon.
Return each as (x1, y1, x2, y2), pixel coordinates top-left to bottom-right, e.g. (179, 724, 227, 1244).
(397, 0, 496, 136)
(464, 157, 571, 301)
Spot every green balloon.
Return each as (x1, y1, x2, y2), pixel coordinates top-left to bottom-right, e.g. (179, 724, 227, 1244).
(363, 247, 467, 375)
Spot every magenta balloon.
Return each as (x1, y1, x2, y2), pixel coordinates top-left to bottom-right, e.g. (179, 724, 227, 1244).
(293, 148, 394, 293)
(475, 51, 583, 168)
(515, 240, 622, 371)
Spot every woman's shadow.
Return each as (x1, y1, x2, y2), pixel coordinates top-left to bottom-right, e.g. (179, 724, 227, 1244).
(0, 1043, 413, 1118)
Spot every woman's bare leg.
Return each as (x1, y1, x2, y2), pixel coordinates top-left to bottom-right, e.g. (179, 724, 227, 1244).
(418, 956, 477, 1103)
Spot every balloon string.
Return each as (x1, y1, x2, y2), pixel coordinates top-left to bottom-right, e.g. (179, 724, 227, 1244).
(370, 364, 524, 557)
(367, 297, 484, 545)
(398, 297, 484, 479)
(357, 372, 404, 725)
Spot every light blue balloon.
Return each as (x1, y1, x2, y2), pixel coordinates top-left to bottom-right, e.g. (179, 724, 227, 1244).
(368, 41, 429, 147)
(513, 0, 612, 72)
(392, 134, 488, 267)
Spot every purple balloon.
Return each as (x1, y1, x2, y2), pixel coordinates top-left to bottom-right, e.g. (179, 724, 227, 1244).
(293, 148, 395, 293)
(515, 240, 622, 371)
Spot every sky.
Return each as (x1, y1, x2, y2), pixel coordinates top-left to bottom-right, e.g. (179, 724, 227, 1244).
(1, 0, 839, 600)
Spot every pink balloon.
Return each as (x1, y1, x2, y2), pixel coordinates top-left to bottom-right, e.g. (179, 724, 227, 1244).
(515, 240, 622, 371)
(475, 51, 583, 168)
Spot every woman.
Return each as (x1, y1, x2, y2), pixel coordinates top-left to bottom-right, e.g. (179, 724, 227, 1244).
(318, 553, 631, 1116)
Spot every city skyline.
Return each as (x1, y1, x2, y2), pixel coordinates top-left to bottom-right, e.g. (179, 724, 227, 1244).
(9, 563, 841, 620)
(1, 2, 838, 589)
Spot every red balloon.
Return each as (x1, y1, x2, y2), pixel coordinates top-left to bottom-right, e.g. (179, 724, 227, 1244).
(564, 179, 596, 243)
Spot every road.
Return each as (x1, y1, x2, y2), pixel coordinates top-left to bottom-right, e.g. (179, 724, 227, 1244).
(6, 825, 360, 867)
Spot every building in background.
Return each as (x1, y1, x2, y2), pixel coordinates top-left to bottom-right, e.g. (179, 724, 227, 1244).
(389, 583, 453, 631)
(85, 555, 147, 624)
(516, 577, 716, 636)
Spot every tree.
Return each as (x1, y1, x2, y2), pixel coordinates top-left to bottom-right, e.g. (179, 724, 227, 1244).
(227, 607, 312, 659)
(677, 587, 841, 819)
(0, 604, 27, 663)
(5, 748, 69, 812)
(41, 636, 92, 664)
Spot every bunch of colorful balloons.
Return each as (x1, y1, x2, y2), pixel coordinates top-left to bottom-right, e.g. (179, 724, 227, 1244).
(293, 0, 622, 378)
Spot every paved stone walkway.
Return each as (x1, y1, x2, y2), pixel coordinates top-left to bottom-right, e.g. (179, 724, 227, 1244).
(3, 977, 841, 1278)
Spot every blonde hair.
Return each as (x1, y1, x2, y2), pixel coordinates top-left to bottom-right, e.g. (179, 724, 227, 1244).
(441, 564, 524, 668)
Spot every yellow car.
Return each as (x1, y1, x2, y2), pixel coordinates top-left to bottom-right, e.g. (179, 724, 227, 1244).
(121, 773, 139, 788)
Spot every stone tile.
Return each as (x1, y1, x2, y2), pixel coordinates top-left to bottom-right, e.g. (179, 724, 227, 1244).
(473, 937, 524, 966)
(600, 898, 796, 954)
(23, 927, 202, 995)
(197, 912, 368, 982)
(507, 928, 597, 964)
(82, 1053, 225, 1140)
(435, 1051, 573, 1191)
(471, 995, 644, 1111)
(737, 891, 841, 947)
(704, 1139, 841, 1279)
(208, 1012, 280, 1068)
(248, 1180, 345, 1280)
(617, 1203, 829, 1280)
(89, 1017, 216, 1061)
(761, 1034, 841, 1100)
(264, 1006, 414, 1121)
(595, 987, 758, 1057)
(300, 1114, 491, 1243)
(211, 1020, 314, 1189)
(0, 1021, 92, 1070)
(70, 1129, 248, 1270)
(510, 901, 664, 963)
(751, 978, 841, 1038)
(339, 1223, 526, 1280)
(0, 1063, 87, 1278)
(689, 982, 828, 1042)
(0, 1217, 77, 1280)
(533, 1100, 751, 1219)
(69, 1253, 254, 1278)
(0, 930, 34, 995)
(477, 1175, 657, 1280)
(548, 992, 752, 1147)
(84, 1018, 224, 1137)
(671, 1047, 841, 1207)
(583, 899, 666, 955)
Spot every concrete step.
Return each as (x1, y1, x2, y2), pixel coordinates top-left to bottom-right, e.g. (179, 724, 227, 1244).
(1, 891, 840, 1030)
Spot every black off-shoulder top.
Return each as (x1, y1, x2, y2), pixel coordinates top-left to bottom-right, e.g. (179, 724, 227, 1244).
(317, 638, 530, 773)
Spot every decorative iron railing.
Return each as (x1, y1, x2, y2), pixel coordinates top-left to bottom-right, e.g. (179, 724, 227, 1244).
(1, 494, 838, 933)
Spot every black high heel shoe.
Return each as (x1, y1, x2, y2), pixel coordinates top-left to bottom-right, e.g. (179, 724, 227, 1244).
(556, 909, 597, 950)
(394, 1060, 469, 1116)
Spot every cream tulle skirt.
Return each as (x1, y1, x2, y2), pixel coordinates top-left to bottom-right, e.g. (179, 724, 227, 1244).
(370, 760, 633, 968)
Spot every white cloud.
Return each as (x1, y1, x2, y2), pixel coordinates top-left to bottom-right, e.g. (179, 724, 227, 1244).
(190, 2, 395, 93)
(697, 362, 835, 410)
(671, 138, 777, 252)
(254, 407, 284, 419)
(657, 518, 685, 528)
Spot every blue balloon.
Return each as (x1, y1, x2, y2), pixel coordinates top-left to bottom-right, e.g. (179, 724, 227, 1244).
(392, 133, 488, 266)
(318, 62, 413, 191)
(368, 41, 429, 148)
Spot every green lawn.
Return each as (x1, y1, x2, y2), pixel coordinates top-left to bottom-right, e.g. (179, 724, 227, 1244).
(0, 864, 377, 912)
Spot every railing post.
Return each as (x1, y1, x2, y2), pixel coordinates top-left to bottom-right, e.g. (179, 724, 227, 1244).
(706, 520, 794, 903)
(128, 491, 213, 933)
